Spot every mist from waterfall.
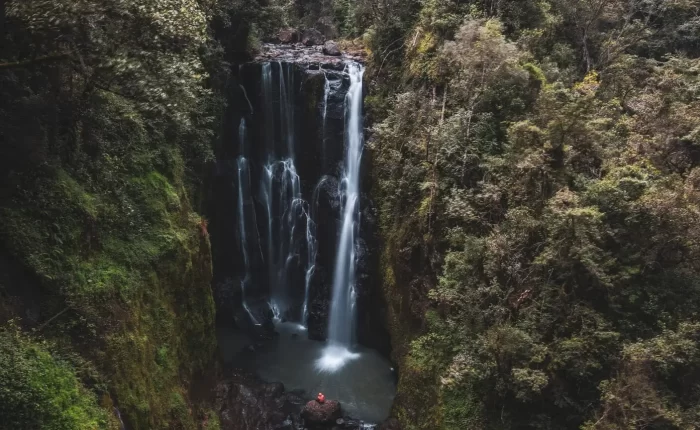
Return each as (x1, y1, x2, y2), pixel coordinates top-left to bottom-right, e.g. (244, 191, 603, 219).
(317, 63, 365, 372)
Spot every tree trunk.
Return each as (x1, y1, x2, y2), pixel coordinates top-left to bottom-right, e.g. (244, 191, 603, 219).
(460, 109, 474, 186)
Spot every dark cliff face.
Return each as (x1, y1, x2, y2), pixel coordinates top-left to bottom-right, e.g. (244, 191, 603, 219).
(208, 52, 389, 354)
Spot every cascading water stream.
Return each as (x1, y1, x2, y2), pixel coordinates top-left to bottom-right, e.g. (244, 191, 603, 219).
(322, 74, 330, 123)
(317, 63, 365, 372)
(236, 118, 259, 324)
(321, 73, 331, 166)
(301, 201, 316, 326)
(236, 157, 259, 325)
(114, 408, 126, 430)
(227, 59, 396, 423)
(257, 62, 315, 322)
(302, 176, 330, 326)
(238, 60, 367, 351)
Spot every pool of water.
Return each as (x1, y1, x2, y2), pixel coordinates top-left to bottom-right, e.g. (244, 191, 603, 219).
(220, 323, 396, 424)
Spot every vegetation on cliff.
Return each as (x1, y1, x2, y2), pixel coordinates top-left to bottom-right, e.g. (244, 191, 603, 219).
(363, 0, 700, 429)
(3, 0, 700, 429)
(0, 0, 281, 428)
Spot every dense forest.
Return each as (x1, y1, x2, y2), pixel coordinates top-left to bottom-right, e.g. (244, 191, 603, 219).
(1, 0, 700, 429)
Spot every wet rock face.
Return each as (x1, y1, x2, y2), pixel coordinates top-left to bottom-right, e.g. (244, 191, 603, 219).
(302, 399, 342, 427)
(355, 193, 391, 356)
(302, 28, 326, 46)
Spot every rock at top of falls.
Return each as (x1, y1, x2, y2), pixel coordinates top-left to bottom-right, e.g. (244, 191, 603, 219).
(301, 28, 326, 46)
(254, 43, 366, 70)
(323, 41, 342, 56)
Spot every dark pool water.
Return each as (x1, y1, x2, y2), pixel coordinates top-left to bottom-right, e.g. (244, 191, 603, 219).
(219, 323, 396, 423)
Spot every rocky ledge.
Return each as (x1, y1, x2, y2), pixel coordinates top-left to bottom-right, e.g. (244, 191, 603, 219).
(254, 43, 366, 70)
(214, 372, 398, 430)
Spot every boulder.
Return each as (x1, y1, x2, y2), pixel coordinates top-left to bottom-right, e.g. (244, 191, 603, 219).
(301, 399, 341, 426)
(322, 41, 342, 56)
(278, 28, 299, 44)
(302, 28, 326, 46)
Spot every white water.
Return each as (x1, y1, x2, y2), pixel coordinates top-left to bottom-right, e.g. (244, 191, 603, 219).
(230, 322, 396, 423)
(225, 61, 398, 423)
(318, 63, 365, 372)
(236, 156, 259, 325)
(278, 61, 295, 157)
(302, 176, 330, 326)
(114, 407, 126, 430)
(261, 159, 304, 316)
(321, 73, 331, 168)
(302, 201, 317, 326)
(322, 73, 330, 126)
(257, 62, 316, 322)
(239, 84, 254, 114)
(261, 62, 275, 154)
(236, 119, 260, 324)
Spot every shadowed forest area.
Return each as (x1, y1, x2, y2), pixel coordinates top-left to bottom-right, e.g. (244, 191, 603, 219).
(1, 1, 700, 429)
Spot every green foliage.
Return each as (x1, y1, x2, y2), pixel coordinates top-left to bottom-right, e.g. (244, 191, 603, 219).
(368, 2, 700, 428)
(0, 97, 217, 428)
(0, 323, 116, 429)
(7, 0, 213, 123)
(0, 1, 226, 428)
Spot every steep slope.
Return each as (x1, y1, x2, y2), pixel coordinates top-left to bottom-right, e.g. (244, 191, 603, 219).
(361, 1, 700, 428)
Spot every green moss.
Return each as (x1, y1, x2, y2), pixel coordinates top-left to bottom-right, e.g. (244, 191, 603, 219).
(441, 384, 486, 430)
(394, 360, 443, 430)
(0, 324, 117, 429)
(0, 92, 216, 430)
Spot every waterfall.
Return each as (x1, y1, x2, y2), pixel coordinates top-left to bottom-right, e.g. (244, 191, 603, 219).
(321, 73, 331, 168)
(237, 156, 259, 324)
(114, 407, 126, 430)
(322, 74, 331, 122)
(257, 62, 314, 323)
(302, 177, 330, 326)
(236, 61, 366, 337)
(239, 84, 254, 114)
(261, 160, 305, 319)
(261, 62, 275, 155)
(278, 61, 295, 157)
(236, 118, 259, 324)
(318, 63, 365, 372)
(302, 201, 316, 327)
